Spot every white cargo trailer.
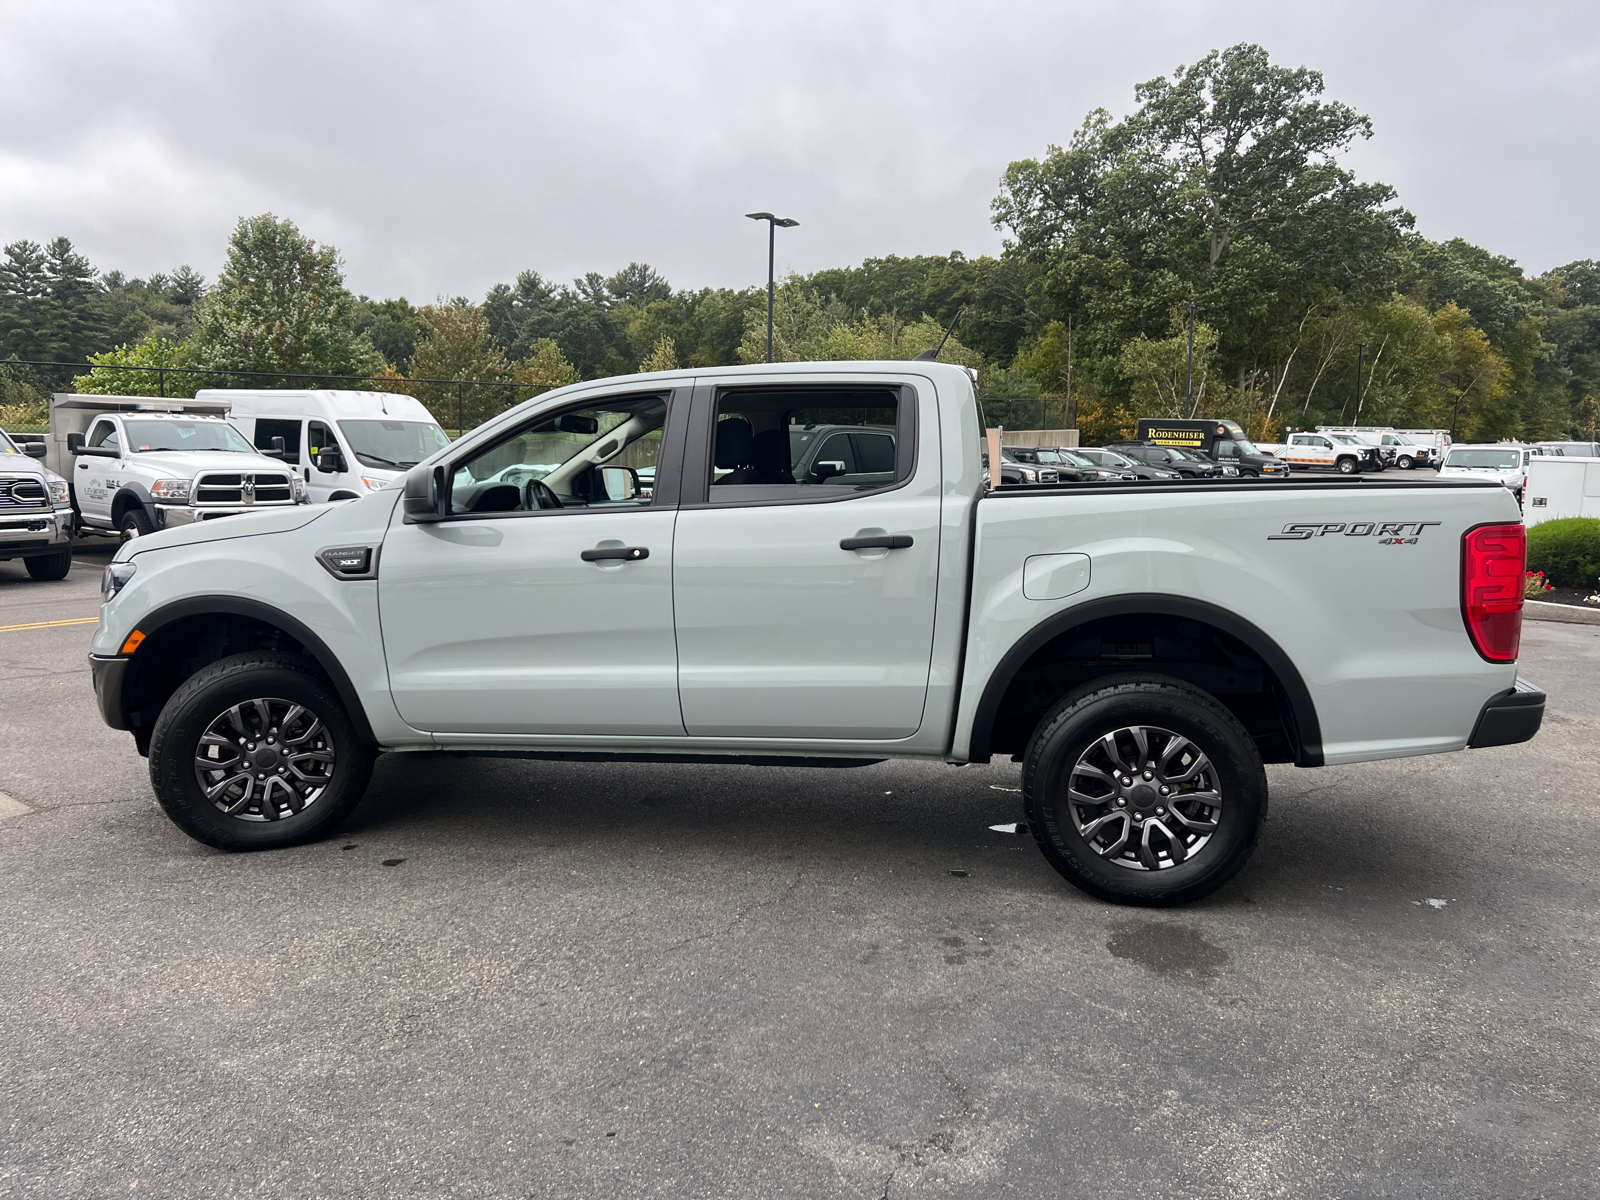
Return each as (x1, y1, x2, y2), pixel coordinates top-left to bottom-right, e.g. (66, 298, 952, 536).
(1523, 455, 1600, 526)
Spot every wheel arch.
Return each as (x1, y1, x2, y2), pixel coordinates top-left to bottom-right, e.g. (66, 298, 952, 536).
(967, 594, 1324, 768)
(111, 484, 157, 527)
(118, 595, 377, 749)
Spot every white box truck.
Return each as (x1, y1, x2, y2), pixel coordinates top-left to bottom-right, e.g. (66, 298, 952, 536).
(1523, 454, 1600, 526)
(204, 390, 451, 502)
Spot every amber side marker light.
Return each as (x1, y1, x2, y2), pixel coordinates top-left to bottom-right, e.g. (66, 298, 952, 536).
(120, 630, 146, 655)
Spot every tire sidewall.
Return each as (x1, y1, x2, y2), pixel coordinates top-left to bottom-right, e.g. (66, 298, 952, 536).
(1024, 681, 1267, 905)
(150, 658, 369, 851)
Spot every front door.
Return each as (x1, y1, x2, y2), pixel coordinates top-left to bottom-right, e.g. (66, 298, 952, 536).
(671, 382, 941, 740)
(78, 418, 122, 525)
(378, 389, 685, 736)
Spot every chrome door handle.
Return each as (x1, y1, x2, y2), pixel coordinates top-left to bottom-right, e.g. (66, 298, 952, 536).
(840, 535, 912, 551)
(581, 546, 649, 562)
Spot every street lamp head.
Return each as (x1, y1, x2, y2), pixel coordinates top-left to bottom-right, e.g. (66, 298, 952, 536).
(745, 212, 799, 227)
(745, 212, 775, 221)
(774, 217, 799, 228)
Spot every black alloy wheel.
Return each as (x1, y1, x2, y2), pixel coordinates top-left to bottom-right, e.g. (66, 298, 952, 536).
(1023, 674, 1268, 906)
(148, 651, 373, 850)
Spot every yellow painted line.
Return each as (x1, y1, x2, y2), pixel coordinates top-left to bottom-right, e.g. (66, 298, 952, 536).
(0, 616, 100, 633)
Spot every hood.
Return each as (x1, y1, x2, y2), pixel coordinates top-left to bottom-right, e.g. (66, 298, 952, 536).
(129, 450, 292, 476)
(121, 503, 329, 561)
(0, 455, 63, 485)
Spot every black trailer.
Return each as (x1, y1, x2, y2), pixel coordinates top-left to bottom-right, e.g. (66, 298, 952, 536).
(1134, 418, 1287, 478)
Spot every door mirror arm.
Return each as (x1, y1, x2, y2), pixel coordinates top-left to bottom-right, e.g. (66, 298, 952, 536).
(402, 463, 447, 523)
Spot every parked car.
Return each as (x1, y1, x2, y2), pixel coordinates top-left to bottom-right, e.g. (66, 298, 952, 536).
(1005, 446, 1133, 482)
(1107, 441, 1222, 479)
(0, 427, 74, 579)
(1438, 444, 1539, 502)
(92, 361, 1542, 907)
(213, 389, 451, 503)
(1318, 426, 1436, 470)
(40, 395, 308, 542)
(982, 446, 1060, 485)
(1135, 418, 1287, 478)
(1261, 432, 1381, 475)
(1534, 441, 1600, 458)
(1075, 447, 1184, 481)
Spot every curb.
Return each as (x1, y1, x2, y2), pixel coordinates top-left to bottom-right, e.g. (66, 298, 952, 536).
(1525, 599, 1600, 626)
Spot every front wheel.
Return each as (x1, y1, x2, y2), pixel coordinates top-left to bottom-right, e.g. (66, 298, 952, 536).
(1397, 456, 1415, 470)
(120, 508, 154, 542)
(24, 549, 72, 580)
(1335, 457, 1358, 475)
(1023, 675, 1268, 906)
(148, 651, 373, 851)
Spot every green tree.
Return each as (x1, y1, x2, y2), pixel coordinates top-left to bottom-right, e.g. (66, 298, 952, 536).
(71, 336, 199, 397)
(638, 335, 678, 372)
(0, 240, 50, 361)
(190, 213, 384, 383)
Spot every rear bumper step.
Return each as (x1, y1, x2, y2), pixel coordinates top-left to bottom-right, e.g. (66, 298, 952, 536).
(1467, 678, 1545, 749)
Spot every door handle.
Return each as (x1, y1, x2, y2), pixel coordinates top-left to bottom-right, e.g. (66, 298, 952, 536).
(580, 546, 649, 562)
(840, 535, 913, 551)
(78, 462, 88, 469)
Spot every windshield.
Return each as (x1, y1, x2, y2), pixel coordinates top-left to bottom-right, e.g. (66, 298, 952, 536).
(0, 429, 19, 454)
(1445, 449, 1521, 469)
(1330, 435, 1365, 446)
(123, 420, 254, 453)
(1231, 436, 1262, 455)
(339, 419, 451, 469)
(1392, 435, 1416, 445)
(1059, 449, 1099, 468)
(1169, 447, 1210, 462)
(1089, 449, 1133, 468)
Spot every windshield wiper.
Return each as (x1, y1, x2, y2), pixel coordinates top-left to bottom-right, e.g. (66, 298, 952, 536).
(356, 452, 406, 467)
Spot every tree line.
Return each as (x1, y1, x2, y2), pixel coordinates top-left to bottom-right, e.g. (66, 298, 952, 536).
(2, 42, 1595, 444)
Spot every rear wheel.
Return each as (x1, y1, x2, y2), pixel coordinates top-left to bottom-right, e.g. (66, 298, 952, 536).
(148, 652, 373, 851)
(119, 507, 154, 542)
(24, 549, 71, 580)
(1022, 674, 1268, 906)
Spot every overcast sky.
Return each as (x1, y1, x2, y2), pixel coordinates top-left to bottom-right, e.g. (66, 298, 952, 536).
(4, 0, 1596, 301)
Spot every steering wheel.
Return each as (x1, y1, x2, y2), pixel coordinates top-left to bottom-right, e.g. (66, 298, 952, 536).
(523, 479, 564, 510)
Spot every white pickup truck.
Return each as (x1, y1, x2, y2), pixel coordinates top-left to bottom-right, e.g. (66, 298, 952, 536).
(88, 362, 1543, 906)
(44, 395, 307, 541)
(1261, 431, 1383, 474)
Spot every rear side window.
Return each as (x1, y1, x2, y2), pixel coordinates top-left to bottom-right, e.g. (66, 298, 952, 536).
(705, 386, 909, 503)
(255, 418, 302, 461)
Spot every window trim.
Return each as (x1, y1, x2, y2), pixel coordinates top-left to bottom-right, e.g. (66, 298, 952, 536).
(679, 382, 920, 510)
(428, 387, 684, 523)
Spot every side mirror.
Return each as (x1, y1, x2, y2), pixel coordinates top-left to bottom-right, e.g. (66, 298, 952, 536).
(315, 448, 345, 474)
(811, 461, 846, 482)
(23, 441, 47, 459)
(597, 465, 640, 501)
(66, 433, 85, 454)
(261, 436, 287, 460)
(402, 463, 446, 523)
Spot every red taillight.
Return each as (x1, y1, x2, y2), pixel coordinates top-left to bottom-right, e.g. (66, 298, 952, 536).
(1461, 523, 1525, 662)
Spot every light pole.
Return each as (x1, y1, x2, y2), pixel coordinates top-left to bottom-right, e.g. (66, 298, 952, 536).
(746, 212, 798, 363)
(1183, 303, 1198, 418)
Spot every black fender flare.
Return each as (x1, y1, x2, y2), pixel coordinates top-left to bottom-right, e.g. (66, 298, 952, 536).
(125, 595, 378, 746)
(111, 483, 159, 527)
(966, 593, 1324, 767)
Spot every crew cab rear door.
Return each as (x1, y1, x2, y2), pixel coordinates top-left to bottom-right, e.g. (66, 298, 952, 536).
(377, 387, 687, 736)
(670, 378, 941, 739)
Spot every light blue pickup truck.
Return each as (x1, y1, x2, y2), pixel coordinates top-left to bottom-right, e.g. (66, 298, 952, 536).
(90, 363, 1543, 905)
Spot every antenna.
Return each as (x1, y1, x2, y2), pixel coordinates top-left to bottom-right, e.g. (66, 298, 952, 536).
(913, 308, 965, 361)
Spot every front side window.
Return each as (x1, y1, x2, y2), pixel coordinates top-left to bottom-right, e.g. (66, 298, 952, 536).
(123, 419, 252, 453)
(1213, 440, 1238, 458)
(708, 387, 904, 500)
(88, 420, 120, 451)
(449, 395, 666, 516)
(339, 419, 450, 469)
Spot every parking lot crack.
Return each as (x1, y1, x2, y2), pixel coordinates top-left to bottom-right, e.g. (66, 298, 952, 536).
(663, 865, 805, 954)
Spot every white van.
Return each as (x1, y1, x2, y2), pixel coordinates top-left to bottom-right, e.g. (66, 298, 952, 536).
(200, 389, 450, 502)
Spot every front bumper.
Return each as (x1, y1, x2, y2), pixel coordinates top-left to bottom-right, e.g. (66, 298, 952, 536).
(155, 503, 298, 528)
(1467, 678, 1545, 749)
(90, 653, 130, 730)
(0, 507, 73, 556)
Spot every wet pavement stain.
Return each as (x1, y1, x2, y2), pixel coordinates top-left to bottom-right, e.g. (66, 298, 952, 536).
(1106, 920, 1228, 984)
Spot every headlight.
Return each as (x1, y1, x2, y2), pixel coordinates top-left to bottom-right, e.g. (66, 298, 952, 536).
(293, 476, 308, 501)
(359, 476, 388, 491)
(1221, 465, 1240, 476)
(1157, 470, 1181, 479)
(1017, 467, 1037, 481)
(150, 478, 191, 501)
(102, 561, 136, 602)
(48, 479, 69, 505)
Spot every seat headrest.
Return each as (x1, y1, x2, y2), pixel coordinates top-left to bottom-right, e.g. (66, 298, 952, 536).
(714, 418, 754, 468)
(751, 428, 790, 474)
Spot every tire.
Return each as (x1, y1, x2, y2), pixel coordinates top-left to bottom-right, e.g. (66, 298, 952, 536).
(148, 651, 373, 851)
(1335, 457, 1358, 475)
(24, 549, 72, 580)
(119, 507, 154, 542)
(1022, 674, 1268, 906)
(1397, 456, 1415, 470)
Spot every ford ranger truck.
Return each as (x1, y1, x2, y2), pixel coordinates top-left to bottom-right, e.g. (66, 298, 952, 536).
(0, 427, 74, 580)
(87, 363, 1544, 906)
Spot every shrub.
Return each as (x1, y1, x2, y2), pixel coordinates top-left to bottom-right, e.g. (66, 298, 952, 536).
(1526, 517, 1600, 587)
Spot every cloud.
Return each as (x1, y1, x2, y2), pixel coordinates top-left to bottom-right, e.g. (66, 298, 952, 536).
(3, 0, 1596, 299)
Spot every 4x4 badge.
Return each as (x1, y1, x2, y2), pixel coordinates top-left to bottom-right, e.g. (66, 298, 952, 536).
(1269, 521, 1440, 542)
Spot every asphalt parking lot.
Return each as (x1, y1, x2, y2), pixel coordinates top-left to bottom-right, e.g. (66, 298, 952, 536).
(2, 535, 1596, 1199)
